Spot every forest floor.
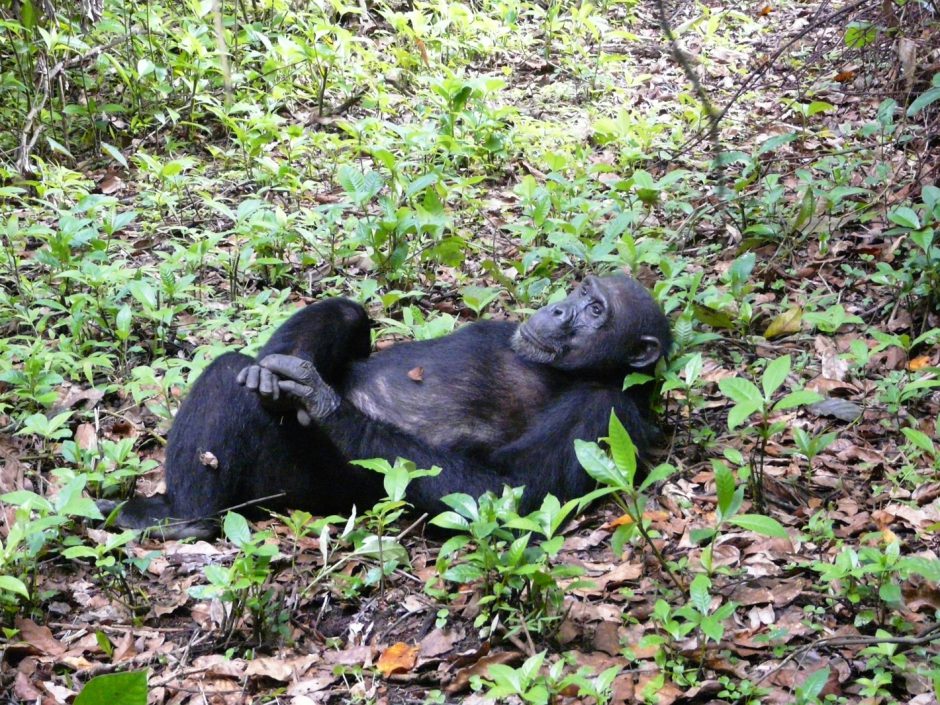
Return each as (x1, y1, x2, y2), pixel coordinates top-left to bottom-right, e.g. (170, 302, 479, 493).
(2, 0, 940, 704)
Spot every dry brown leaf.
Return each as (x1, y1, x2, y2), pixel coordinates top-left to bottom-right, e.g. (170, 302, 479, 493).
(15, 618, 65, 657)
(764, 307, 802, 339)
(377, 642, 420, 676)
(420, 628, 461, 658)
(14, 671, 42, 700)
(74, 423, 99, 451)
(407, 366, 425, 382)
(323, 644, 374, 667)
(607, 511, 669, 528)
(592, 621, 622, 656)
(908, 355, 931, 371)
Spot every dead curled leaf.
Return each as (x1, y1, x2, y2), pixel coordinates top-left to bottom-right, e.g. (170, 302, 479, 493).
(377, 642, 419, 677)
(407, 366, 425, 382)
(764, 306, 802, 339)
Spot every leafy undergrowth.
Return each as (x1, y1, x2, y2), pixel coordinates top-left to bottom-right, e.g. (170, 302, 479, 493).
(2, 0, 940, 703)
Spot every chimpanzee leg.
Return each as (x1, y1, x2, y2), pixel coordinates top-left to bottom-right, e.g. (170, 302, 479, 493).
(111, 299, 375, 538)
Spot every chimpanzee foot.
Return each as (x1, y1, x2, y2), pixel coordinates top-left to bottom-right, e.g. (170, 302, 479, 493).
(256, 354, 341, 426)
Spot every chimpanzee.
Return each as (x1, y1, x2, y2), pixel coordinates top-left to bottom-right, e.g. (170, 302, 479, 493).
(105, 274, 671, 539)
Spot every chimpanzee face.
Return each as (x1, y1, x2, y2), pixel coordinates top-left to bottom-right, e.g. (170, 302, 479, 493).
(511, 274, 668, 373)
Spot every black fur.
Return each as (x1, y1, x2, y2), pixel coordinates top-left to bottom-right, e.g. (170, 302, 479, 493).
(109, 275, 671, 539)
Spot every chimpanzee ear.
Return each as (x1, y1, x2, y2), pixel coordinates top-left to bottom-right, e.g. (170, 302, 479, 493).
(628, 335, 662, 368)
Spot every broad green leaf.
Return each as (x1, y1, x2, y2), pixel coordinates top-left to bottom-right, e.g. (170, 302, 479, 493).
(692, 303, 734, 329)
(223, 512, 251, 547)
(727, 402, 760, 429)
(575, 440, 626, 489)
(907, 84, 940, 117)
(638, 463, 677, 493)
(898, 556, 940, 581)
(901, 427, 936, 455)
(75, 670, 148, 705)
(439, 493, 479, 520)
(799, 667, 830, 700)
(101, 142, 128, 168)
(607, 411, 637, 483)
(442, 562, 484, 584)
(775, 389, 823, 410)
(879, 581, 902, 605)
(0, 575, 29, 598)
(888, 206, 921, 230)
(718, 377, 763, 407)
(729, 514, 789, 538)
(689, 574, 711, 614)
(714, 464, 735, 517)
(762, 356, 791, 398)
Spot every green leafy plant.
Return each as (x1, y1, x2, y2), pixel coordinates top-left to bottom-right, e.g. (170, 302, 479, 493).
(431, 488, 584, 641)
(718, 355, 822, 510)
(189, 513, 284, 645)
(575, 411, 681, 588)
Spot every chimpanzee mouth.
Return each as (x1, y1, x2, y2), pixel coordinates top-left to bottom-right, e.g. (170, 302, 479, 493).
(513, 326, 559, 360)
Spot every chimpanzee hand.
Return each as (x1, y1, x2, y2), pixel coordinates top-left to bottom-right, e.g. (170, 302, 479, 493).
(238, 354, 341, 426)
(236, 362, 285, 404)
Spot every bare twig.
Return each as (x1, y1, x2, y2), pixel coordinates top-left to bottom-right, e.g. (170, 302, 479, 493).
(654, 0, 725, 196)
(754, 621, 940, 685)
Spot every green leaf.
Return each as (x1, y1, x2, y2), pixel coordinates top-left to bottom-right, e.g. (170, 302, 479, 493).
(689, 574, 711, 614)
(901, 427, 936, 455)
(607, 411, 637, 483)
(907, 84, 940, 117)
(714, 464, 735, 517)
(798, 667, 830, 700)
(729, 514, 789, 538)
(879, 581, 902, 605)
(439, 493, 479, 520)
(888, 206, 921, 230)
(692, 303, 734, 329)
(62, 546, 99, 560)
(75, 670, 148, 705)
(762, 355, 791, 398)
(575, 440, 626, 489)
(774, 389, 823, 411)
(101, 142, 128, 169)
(718, 377, 763, 407)
(20, 0, 37, 28)
(223, 512, 251, 547)
(898, 556, 940, 582)
(726, 402, 760, 430)
(638, 463, 677, 493)
(0, 575, 29, 599)
(442, 562, 484, 584)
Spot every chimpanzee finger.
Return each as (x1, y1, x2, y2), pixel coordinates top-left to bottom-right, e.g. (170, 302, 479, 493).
(296, 409, 313, 427)
(236, 367, 248, 385)
(259, 354, 313, 383)
(258, 368, 279, 401)
(239, 364, 261, 390)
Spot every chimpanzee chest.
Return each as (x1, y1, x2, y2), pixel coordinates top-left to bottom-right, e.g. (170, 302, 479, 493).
(342, 345, 556, 452)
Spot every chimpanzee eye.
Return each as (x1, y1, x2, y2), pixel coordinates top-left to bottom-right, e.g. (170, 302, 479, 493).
(591, 303, 602, 316)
